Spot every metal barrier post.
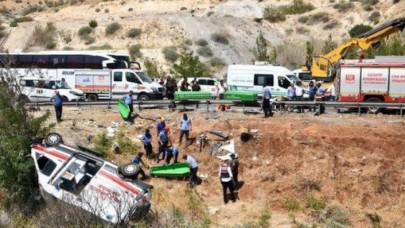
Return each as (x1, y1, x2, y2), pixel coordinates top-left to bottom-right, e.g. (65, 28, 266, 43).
(358, 103, 361, 116)
(76, 100, 79, 107)
(107, 101, 111, 109)
(138, 101, 141, 111)
(206, 101, 209, 112)
(400, 104, 403, 118)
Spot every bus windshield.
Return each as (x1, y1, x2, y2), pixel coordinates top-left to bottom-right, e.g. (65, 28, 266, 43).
(136, 72, 153, 83)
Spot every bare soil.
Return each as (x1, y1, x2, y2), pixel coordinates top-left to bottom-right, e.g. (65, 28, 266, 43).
(32, 104, 405, 227)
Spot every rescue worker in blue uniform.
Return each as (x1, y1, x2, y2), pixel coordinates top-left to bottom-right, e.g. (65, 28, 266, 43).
(219, 159, 235, 204)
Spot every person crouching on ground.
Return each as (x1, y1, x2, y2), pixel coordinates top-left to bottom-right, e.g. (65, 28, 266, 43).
(165, 145, 179, 165)
(219, 159, 235, 204)
(132, 152, 149, 180)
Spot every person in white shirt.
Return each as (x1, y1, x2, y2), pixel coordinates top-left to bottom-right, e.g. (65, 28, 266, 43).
(295, 81, 304, 113)
(219, 159, 235, 204)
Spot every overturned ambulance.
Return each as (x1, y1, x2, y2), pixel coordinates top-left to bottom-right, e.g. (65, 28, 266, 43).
(31, 133, 152, 224)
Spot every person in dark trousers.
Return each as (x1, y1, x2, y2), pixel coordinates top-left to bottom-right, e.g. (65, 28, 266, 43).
(315, 82, 326, 116)
(132, 152, 149, 179)
(51, 90, 63, 123)
(183, 154, 198, 187)
(141, 129, 153, 158)
(156, 117, 166, 136)
(295, 81, 304, 113)
(219, 159, 235, 204)
(262, 80, 273, 118)
(165, 145, 179, 164)
(308, 81, 317, 112)
(179, 113, 192, 145)
(230, 153, 239, 189)
(165, 76, 177, 100)
(123, 90, 134, 123)
(157, 126, 171, 163)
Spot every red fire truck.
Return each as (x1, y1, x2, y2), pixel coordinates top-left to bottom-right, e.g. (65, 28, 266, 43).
(339, 57, 405, 113)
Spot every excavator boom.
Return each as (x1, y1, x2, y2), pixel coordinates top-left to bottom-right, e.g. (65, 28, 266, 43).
(311, 17, 405, 82)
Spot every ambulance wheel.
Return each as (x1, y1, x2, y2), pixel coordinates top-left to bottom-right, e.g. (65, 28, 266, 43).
(45, 133, 64, 147)
(121, 163, 140, 178)
(366, 97, 382, 114)
(138, 93, 150, 101)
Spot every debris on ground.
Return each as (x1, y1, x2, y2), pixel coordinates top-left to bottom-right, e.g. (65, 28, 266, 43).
(208, 130, 229, 140)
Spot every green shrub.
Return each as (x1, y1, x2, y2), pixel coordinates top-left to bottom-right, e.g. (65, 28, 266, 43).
(0, 25, 5, 31)
(368, 11, 380, 24)
(10, 21, 18, 27)
(0, 31, 6, 38)
(22, 5, 44, 16)
(63, 46, 74, 50)
(126, 28, 141, 38)
(104, 8, 109, 13)
(0, 6, 9, 14)
(171, 51, 209, 78)
(324, 21, 339, 30)
(128, 8, 133, 11)
(129, 44, 142, 60)
(325, 206, 350, 225)
(78, 26, 93, 36)
(89, 20, 98, 28)
(31, 23, 57, 49)
(95, 8, 100, 12)
(306, 196, 326, 213)
(162, 47, 179, 62)
(210, 57, 225, 67)
(283, 198, 301, 212)
(393, 0, 400, 3)
(333, 1, 354, 12)
(211, 32, 229, 45)
(349, 24, 372, 38)
(197, 46, 213, 57)
(82, 35, 95, 45)
(183, 39, 193, 46)
(263, 7, 286, 23)
(88, 44, 113, 50)
(298, 16, 309, 24)
(195, 38, 208, 46)
(10, 16, 34, 27)
(362, 0, 378, 5)
(94, 133, 113, 158)
(281, 0, 315, 15)
(105, 22, 121, 35)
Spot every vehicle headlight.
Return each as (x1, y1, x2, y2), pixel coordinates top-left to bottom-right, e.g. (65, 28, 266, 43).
(69, 91, 82, 96)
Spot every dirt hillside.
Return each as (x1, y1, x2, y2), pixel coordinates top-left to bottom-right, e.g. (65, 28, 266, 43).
(1, 0, 405, 75)
(30, 104, 405, 227)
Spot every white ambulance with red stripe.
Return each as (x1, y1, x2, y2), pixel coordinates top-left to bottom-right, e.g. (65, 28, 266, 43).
(339, 57, 405, 113)
(31, 133, 152, 224)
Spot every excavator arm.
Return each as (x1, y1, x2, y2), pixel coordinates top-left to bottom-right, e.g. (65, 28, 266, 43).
(311, 17, 405, 81)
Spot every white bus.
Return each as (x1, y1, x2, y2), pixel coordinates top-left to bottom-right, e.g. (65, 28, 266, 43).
(0, 51, 163, 100)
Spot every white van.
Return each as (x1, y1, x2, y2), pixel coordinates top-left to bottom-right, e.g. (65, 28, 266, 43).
(177, 77, 225, 98)
(227, 64, 301, 99)
(19, 78, 84, 102)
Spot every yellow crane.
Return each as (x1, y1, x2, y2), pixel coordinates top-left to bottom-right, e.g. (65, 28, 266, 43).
(310, 17, 405, 83)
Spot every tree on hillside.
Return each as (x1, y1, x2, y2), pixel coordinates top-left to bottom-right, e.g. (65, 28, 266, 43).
(253, 31, 270, 62)
(349, 24, 373, 38)
(366, 33, 405, 58)
(171, 51, 209, 78)
(321, 34, 337, 55)
(0, 58, 51, 213)
(305, 41, 314, 68)
(144, 58, 165, 79)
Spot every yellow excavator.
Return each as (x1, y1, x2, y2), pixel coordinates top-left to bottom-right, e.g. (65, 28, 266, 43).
(307, 17, 405, 84)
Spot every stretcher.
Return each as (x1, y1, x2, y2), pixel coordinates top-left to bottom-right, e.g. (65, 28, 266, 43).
(117, 100, 130, 119)
(149, 163, 190, 178)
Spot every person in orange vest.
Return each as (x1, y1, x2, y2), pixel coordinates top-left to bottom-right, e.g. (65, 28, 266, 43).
(219, 159, 235, 204)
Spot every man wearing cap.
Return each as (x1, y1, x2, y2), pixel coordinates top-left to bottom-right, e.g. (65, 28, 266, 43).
(157, 126, 171, 163)
(219, 159, 235, 204)
(183, 154, 198, 187)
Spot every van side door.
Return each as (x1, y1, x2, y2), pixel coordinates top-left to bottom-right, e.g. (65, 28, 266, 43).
(277, 76, 291, 97)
